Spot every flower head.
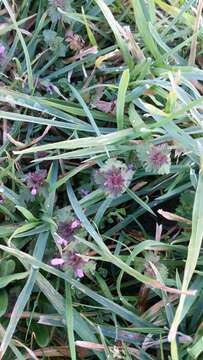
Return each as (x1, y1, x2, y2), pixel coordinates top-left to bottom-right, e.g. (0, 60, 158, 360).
(94, 159, 134, 198)
(25, 169, 47, 196)
(57, 218, 81, 245)
(51, 251, 92, 279)
(136, 143, 171, 175)
(64, 252, 88, 278)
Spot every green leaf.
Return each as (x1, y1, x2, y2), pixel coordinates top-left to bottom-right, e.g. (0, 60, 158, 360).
(16, 206, 38, 222)
(0, 260, 15, 276)
(0, 290, 8, 317)
(0, 272, 28, 289)
(31, 323, 50, 348)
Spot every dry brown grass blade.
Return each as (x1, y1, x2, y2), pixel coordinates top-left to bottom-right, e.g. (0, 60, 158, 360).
(188, 0, 203, 65)
(158, 209, 192, 225)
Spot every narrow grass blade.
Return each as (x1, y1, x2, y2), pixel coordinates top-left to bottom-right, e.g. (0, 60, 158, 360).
(68, 83, 101, 136)
(2, 0, 33, 91)
(0, 232, 48, 358)
(169, 168, 203, 341)
(95, 0, 134, 69)
(0, 269, 37, 358)
(127, 188, 156, 216)
(65, 283, 76, 360)
(130, 0, 161, 60)
(117, 69, 129, 130)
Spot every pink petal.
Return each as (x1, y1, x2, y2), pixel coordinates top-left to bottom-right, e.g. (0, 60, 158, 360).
(55, 234, 68, 246)
(76, 268, 84, 278)
(31, 188, 37, 196)
(71, 219, 81, 229)
(51, 258, 65, 266)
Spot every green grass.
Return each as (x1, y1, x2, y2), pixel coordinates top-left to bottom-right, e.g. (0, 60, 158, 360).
(0, 0, 203, 359)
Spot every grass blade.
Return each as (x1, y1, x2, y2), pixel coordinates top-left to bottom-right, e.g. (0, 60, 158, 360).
(117, 69, 129, 130)
(2, 0, 33, 91)
(65, 283, 76, 360)
(169, 167, 203, 341)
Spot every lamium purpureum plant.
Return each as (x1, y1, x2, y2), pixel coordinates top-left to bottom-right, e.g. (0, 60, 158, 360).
(24, 169, 47, 196)
(1, 0, 202, 357)
(136, 143, 171, 175)
(51, 251, 93, 278)
(53, 206, 84, 246)
(94, 158, 134, 198)
(51, 206, 95, 278)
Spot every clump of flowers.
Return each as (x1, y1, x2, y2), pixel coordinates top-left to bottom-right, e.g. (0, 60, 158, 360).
(94, 159, 134, 198)
(136, 143, 171, 175)
(51, 251, 94, 278)
(48, 0, 73, 23)
(24, 169, 47, 196)
(51, 207, 95, 278)
(56, 218, 81, 246)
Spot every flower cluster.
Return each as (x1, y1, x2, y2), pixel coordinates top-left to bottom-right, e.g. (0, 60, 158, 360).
(56, 218, 81, 246)
(51, 251, 89, 278)
(94, 159, 134, 198)
(51, 207, 95, 278)
(136, 143, 171, 175)
(24, 169, 47, 196)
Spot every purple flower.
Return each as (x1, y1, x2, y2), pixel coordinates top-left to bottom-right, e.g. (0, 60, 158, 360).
(64, 252, 89, 278)
(51, 257, 65, 266)
(79, 188, 90, 196)
(51, 252, 88, 278)
(55, 233, 68, 246)
(0, 45, 5, 62)
(57, 218, 81, 245)
(25, 169, 47, 195)
(148, 144, 170, 171)
(94, 159, 134, 198)
(136, 143, 171, 175)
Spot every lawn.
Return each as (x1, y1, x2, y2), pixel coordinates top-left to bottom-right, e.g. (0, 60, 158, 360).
(0, 0, 203, 359)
